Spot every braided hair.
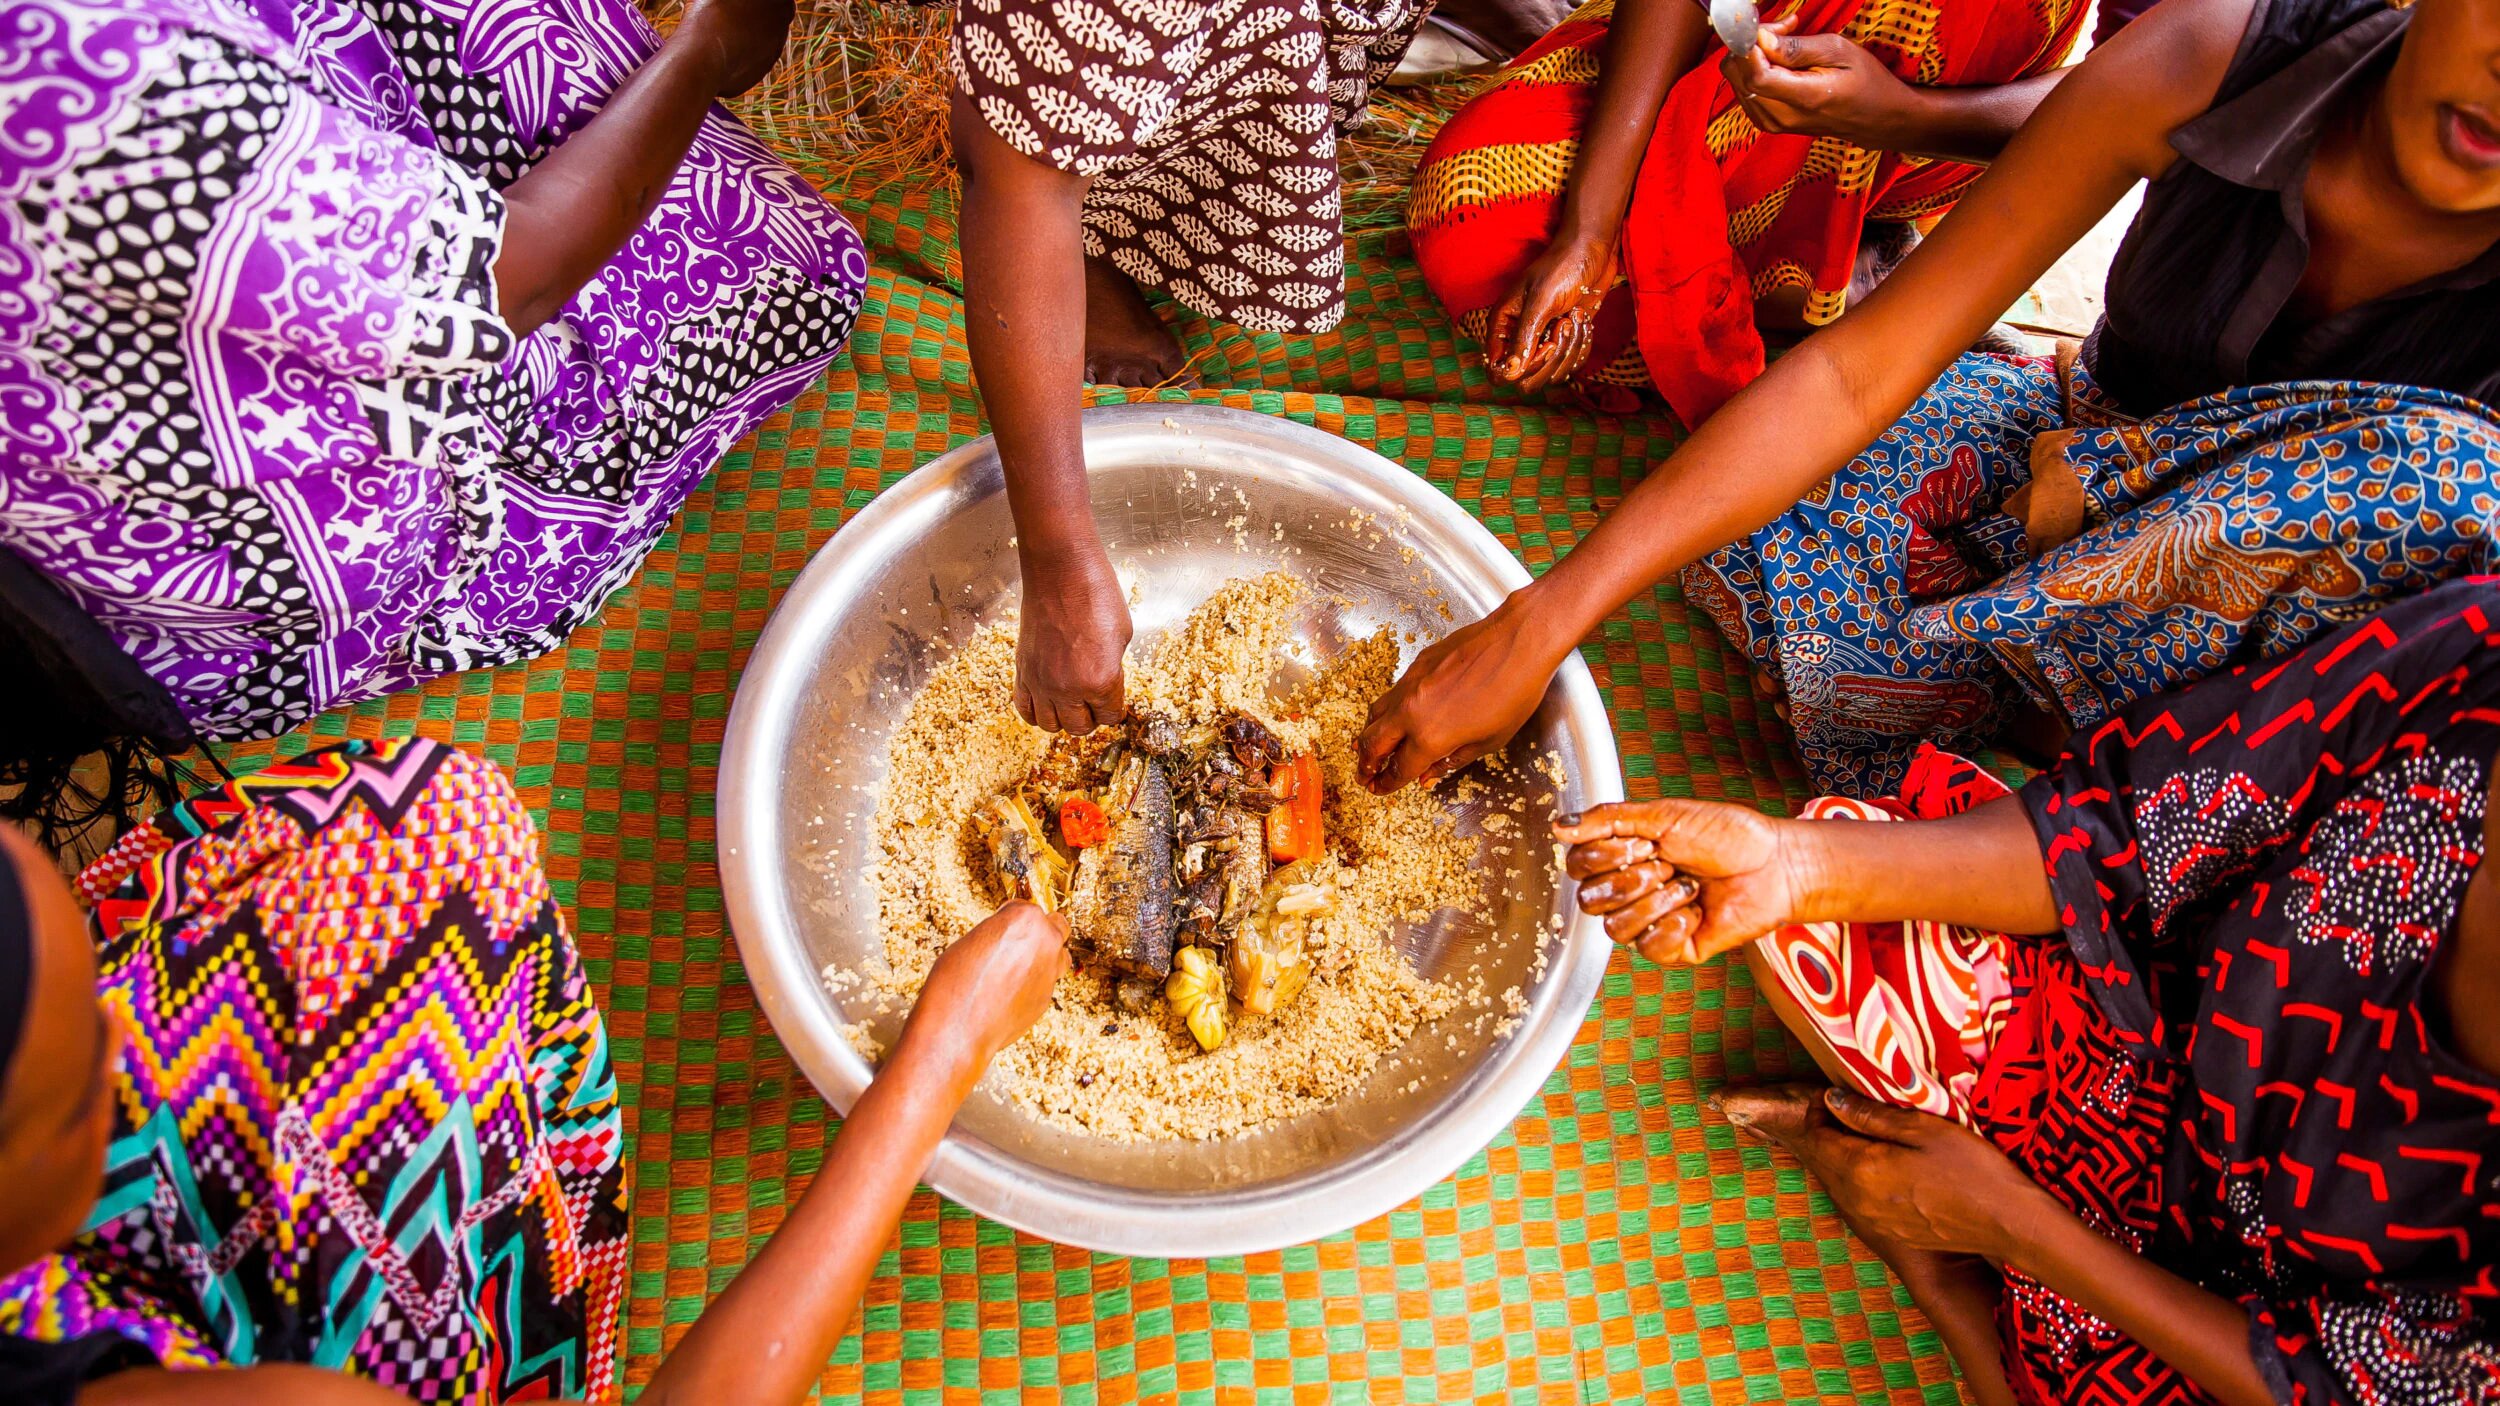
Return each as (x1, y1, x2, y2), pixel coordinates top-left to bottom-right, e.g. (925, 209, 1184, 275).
(0, 548, 219, 857)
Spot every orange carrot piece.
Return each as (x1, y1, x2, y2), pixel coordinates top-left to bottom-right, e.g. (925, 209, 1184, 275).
(1266, 753, 1324, 863)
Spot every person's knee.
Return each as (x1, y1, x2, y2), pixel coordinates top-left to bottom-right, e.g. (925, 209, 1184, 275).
(2375, 403, 2500, 484)
(818, 220, 870, 327)
(2288, 399, 2500, 551)
(1403, 131, 1562, 310)
(422, 745, 537, 847)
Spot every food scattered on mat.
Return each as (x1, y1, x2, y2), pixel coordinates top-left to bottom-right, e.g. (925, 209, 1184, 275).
(858, 574, 1493, 1140)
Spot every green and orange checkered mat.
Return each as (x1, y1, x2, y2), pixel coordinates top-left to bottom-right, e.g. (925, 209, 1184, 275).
(215, 95, 1967, 1404)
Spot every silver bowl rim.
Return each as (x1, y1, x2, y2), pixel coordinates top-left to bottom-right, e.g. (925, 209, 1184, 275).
(717, 402, 1623, 1257)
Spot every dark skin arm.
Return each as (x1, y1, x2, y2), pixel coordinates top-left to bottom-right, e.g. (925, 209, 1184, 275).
(1724, 20, 2071, 165)
(1569, 792, 2269, 1402)
(1570, 749, 2500, 1405)
(489, 0, 794, 336)
(1888, 1252, 2018, 1406)
(948, 97, 1133, 734)
(1360, 0, 2251, 791)
(1554, 793, 2055, 964)
(1720, 1086, 2021, 1406)
(1491, 0, 1709, 392)
(635, 904, 1068, 1404)
(84, 905, 1072, 1406)
(1769, 1091, 2273, 1406)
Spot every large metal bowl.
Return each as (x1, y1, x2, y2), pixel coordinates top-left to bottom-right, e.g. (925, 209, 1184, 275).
(717, 403, 1622, 1257)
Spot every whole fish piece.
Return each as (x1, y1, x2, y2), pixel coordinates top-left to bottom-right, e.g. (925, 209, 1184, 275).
(1067, 756, 1178, 977)
(1216, 815, 1267, 934)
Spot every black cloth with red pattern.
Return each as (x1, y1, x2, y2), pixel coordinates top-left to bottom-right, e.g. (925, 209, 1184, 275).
(1977, 578, 2500, 1402)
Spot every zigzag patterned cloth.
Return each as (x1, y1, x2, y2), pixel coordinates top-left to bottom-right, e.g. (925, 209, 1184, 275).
(0, 738, 629, 1404)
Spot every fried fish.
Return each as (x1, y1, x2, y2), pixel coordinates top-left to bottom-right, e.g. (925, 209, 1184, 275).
(1067, 755, 1178, 978)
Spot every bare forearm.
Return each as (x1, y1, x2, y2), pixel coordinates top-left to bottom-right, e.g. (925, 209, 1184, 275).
(1894, 68, 2072, 163)
(1792, 794, 2058, 935)
(493, 35, 724, 336)
(1509, 337, 1893, 660)
(640, 1032, 976, 1406)
(1997, 1192, 2272, 1406)
(1890, 1255, 2019, 1406)
(1556, 0, 1709, 240)
(951, 100, 1099, 568)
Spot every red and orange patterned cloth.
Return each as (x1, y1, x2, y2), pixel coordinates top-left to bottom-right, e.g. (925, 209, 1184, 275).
(1753, 746, 2029, 1121)
(1750, 584, 2500, 1402)
(1405, 0, 2085, 423)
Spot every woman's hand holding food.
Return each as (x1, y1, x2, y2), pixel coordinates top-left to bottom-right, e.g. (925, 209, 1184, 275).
(1721, 19, 1928, 150)
(1357, 592, 1578, 793)
(1554, 798, 1824, 963)
(1557, 791, 2059, 962)
(1015, 543, 1134, 734)
(1486, 234, 1619, 393)
(640, 902, 1065, 1406)
(905, 902, 1073, 1079)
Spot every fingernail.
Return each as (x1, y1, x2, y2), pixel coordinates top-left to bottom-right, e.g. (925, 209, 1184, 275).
(1556, 810, 1583, 827)
(1704, 1092, 1725, 1112)
(1824, 1088, 1858, 1112)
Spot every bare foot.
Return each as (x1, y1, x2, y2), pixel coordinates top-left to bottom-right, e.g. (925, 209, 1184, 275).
(1084, 257, 1190, 388)
(1714, 1083, 1994, 1291)
(1713, 1083, 1832, 1148)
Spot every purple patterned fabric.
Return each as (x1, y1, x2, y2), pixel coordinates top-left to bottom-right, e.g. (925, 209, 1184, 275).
(0, 0, 868, 740)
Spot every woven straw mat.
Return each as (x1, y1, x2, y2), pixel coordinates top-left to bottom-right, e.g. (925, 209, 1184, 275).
(216, 113, 1963, 1405)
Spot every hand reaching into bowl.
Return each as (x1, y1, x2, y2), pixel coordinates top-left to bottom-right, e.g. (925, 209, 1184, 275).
(1357, 594, 1578, 793)
(911, 901, 1074, 1070)
(1015, 546, 1132, 734)
(637, 901, 1066, 1403)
